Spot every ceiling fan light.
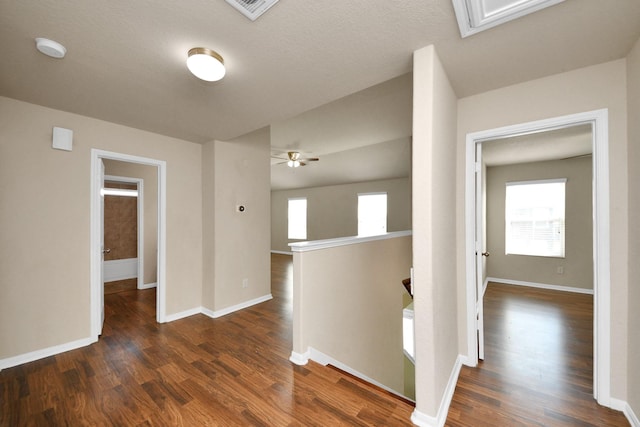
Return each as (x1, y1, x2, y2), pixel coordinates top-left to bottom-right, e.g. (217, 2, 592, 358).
(287, 160, 301, 168)
(187, 47, 225, 81)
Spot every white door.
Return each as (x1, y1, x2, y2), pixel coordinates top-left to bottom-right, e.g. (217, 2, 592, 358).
(475, 143, 485, 360)
(100, 160, 106, 333)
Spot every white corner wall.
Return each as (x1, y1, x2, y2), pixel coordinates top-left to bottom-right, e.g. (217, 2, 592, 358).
(412, 45, 460, 423)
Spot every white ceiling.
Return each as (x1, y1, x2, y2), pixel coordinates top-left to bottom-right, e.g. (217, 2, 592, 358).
(1, 0, 638, 146)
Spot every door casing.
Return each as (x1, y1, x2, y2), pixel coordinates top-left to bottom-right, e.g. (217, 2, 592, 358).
(90, 149, 167, 337)
(464, 109, 612, 407)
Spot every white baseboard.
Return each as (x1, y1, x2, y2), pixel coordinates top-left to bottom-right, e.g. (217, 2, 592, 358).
(487, 277, 594, 295)
(139, 282, 157, 290)
(271, 250, 293, 255)
(201, 294, 273, 319)
(289, 350, 310, 365)
(624, 401, 640, 427)
(104, 257, 138, 282)
(411, 355, 463, 427)
(163, 307, 202, 323)
(0, 336, 96, 371)
(295, 346, 412, 402)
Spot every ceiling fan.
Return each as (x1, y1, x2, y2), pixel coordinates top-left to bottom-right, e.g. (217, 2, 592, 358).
(272, 151, 319, 168)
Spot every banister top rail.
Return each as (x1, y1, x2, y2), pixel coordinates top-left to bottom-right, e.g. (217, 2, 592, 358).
(289, 230, 412, 253)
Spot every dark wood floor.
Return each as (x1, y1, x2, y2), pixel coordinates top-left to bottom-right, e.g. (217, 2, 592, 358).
(0, 254, 414, 426)
(446, 282, 629, 427)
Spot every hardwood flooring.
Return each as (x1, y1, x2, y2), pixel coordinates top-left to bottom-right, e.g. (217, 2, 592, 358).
(1, 259, 630, 426)
(446, 282, 629, 426)
(0, 254, 414, 426)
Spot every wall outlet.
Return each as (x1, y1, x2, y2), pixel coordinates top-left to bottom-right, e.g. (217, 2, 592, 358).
(557, 266, 564, 274)
(242, 278, 249, 288)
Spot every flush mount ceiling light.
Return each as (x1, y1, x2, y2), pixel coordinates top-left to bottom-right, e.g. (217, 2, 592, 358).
(186, 47, 226, 82)
(35, 38, 66, 59)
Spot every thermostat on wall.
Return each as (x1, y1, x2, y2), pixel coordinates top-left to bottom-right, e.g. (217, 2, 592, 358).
(52, 127, 73, 151)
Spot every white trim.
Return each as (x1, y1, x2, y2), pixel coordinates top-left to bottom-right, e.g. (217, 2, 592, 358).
(103, 257, 138, 282)
(464, 109, 611, 405)
(623, 401, 640, 427)
(104, 174, 145, 290)
(139, 282, 157, 290)
(289, 350, 310, 365)
(451, 0, 565, 38)
(164, 307, 202, 323)
(295, 347, 414, 402)
(91, 149, 167, 339)
(487, 277, 594, 295)
(271, 250, 293, 255)
(0, 337, 95, 371)
(411, 355, 463, 427)
(290, 230, 412, 253)
(201, 294, 273, 319)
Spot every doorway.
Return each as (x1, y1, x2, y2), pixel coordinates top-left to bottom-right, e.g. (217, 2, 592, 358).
(90, 149, 167, 338)
(464, 109, 613, 407)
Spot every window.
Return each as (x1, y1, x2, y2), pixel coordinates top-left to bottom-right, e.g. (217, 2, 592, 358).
(358, 193, 387, 237)
(288, 198, 307, 240)
(505, 179, 566, 258)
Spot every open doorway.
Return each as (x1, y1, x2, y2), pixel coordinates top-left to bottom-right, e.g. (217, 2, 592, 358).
(464, 109, 614, 407)
(90, 149, 167, 338)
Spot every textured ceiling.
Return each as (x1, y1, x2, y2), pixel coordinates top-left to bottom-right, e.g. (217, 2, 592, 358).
(1, 0, 639, 145)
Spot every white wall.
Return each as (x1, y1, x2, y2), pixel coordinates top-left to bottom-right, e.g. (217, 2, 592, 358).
(202, 127, 272, 314)
(456, 59, 628, 400)
(412, 45, 459, 420)
(626, 37, 640, 420)
(270, 177, 411, 252)
(486, 157, 593, 290)
(0, 96, 203, 360)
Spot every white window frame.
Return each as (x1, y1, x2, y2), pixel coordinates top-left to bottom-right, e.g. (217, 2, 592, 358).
(505, 178, 566, 258)
(357, 192, 388, 237)
(288, 197, 307, 240)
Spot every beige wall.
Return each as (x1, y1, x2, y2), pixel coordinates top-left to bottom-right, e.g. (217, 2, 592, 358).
(104, 160, 158, 285)
(456, 59, 628, 399)
(270, 177, 411, 252)
(202, 127, 271, 313)
(292, 235, 412, 395)
(486, 157, 593, 290)
(626, 37, 640, 418)
(412, 45, 459, 417)
(0, 96, 203, 359)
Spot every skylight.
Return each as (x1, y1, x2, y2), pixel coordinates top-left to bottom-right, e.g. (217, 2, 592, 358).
(452, 0, 565, 38)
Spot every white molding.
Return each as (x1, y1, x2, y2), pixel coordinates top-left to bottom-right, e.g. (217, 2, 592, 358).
(201, 294, 273, 319)
(305, 347, 413, 402)
(487, 277, 594, 295)
(290, 230, 412, 253)
(624, 401, 640, 427)
(104, 175, 145, 290)
(0, 337, 96, 371)
(271, 250, 293, 255)
(410, 355, 463, 427)
(451, 0, 565, 38)
(139, 282, 157, 290)
(164, 307, 202, 323)
(103, 257, 138, 282)
(464, 109, 611, 405)
(91, 149, 167, 337)
(289, 350, 310, 366)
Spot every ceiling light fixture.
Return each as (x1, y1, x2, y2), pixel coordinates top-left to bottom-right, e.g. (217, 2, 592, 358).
(186, 47, 225, 81)
(287, 160, 301, 168)
(35, 38, 66, 59)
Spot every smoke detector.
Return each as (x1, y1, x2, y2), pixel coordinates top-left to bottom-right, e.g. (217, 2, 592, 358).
(35, 38, 67, 59)
(225, 0, 279, 21)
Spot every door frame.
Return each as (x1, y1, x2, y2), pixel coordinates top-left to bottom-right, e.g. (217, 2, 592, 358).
(464, 109, 611, 406)
(91, 149, 167, 337)
(103, 175, 145, 290)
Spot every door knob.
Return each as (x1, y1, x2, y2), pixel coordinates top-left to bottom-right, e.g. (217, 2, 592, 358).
(481, 252, 490, 257)
(102, 248, 111, 254)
